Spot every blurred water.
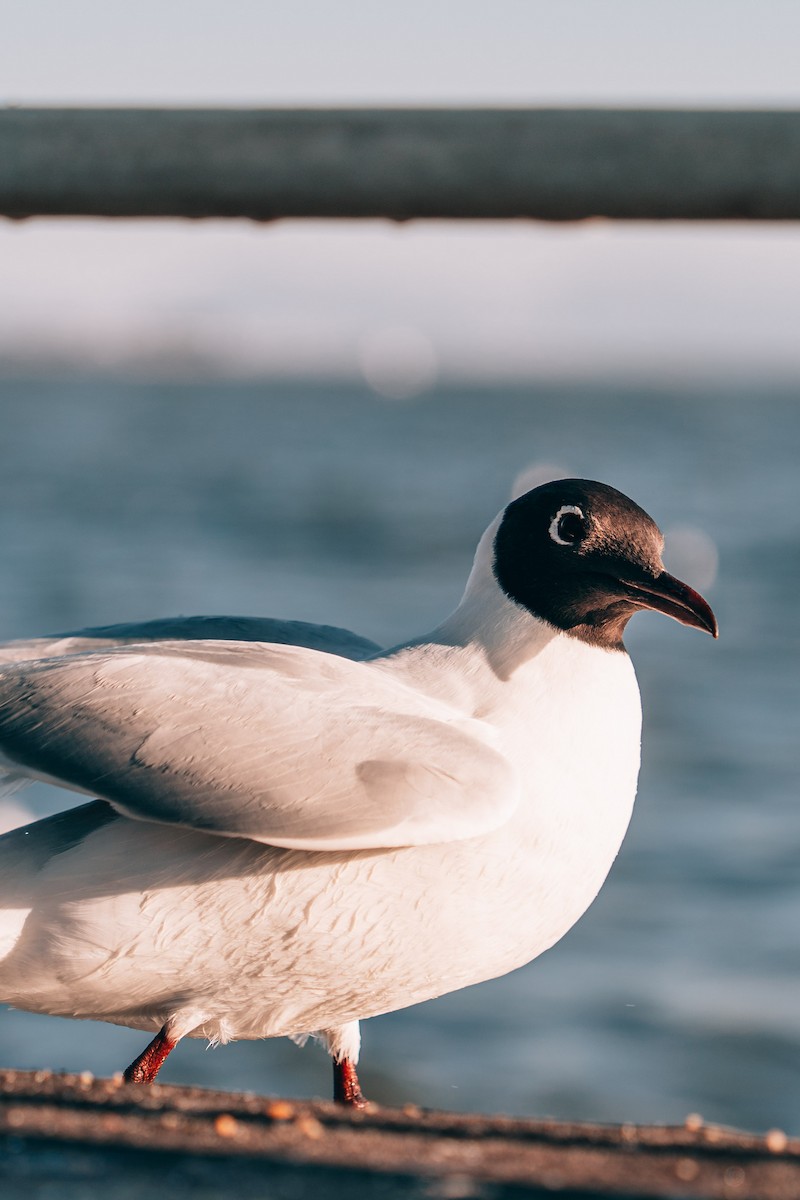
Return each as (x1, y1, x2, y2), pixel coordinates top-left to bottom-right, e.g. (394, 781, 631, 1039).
(0, 374, 797, 1132)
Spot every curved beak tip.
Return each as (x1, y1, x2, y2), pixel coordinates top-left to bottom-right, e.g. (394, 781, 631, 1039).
(626, 571, 718, 639)
(682, 582, 718, 640)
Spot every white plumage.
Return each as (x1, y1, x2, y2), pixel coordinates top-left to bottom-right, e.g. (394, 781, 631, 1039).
(0, 479, 715, 1101)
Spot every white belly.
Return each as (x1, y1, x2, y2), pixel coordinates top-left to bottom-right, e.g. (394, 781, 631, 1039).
(0, 638, 641, 1043)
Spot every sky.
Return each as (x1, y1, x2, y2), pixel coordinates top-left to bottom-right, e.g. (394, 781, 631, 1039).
(2, 0, 800, 383)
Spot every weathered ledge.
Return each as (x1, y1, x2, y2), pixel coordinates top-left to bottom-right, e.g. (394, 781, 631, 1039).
(0, 1069, 798, 1199)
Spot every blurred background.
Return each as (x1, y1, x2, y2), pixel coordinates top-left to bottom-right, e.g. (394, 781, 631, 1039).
(0, 0, 798, 1133)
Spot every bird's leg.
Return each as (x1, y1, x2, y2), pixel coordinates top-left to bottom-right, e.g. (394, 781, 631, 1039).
(123, 1025, 178, 1084)
(332, 1055, 367, 1108)
(322, 1021, 367, 1107)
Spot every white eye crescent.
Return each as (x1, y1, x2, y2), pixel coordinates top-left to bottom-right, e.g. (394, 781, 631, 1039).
(549, 504, 585, 546)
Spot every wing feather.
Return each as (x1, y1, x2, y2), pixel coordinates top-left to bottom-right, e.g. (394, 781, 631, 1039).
(0, 642, 517, 850)
(0, 615, 381, 664)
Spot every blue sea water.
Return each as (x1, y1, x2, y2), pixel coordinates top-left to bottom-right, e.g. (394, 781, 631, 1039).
(0, 374, 796, 1132)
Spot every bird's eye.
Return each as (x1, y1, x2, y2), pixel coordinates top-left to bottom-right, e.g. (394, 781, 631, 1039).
(549, 505, 586, 547)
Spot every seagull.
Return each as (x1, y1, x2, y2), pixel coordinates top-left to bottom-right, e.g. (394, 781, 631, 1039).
(0, 479, 717, 1107)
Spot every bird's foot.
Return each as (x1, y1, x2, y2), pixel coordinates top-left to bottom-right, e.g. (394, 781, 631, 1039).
(123, 1026, 177, 1083)
(333, 1056, 368, 1108)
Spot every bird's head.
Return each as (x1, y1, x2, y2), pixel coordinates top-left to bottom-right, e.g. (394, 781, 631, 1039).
(492, 479, 718, 650)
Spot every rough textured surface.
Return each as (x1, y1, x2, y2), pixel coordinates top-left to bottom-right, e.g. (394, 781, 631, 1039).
(0, 1070, 798, 1199)
(3, 107, 800, 222)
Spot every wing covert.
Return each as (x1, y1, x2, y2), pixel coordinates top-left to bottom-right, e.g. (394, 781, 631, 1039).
(0, 642, 518, 850)
(0, 615, 381, 665)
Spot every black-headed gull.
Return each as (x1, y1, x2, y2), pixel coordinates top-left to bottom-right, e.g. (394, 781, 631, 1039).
(0, 480, 716, 1106)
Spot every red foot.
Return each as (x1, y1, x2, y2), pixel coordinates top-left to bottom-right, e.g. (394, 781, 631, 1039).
(332, 1056, 368, 1108)
(123, 1027, 177, 1084)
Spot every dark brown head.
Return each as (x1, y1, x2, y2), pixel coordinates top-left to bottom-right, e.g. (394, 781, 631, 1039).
(493, 479, 718, 650)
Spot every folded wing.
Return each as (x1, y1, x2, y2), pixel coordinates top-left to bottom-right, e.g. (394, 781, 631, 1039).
(0, 615, 381, 665)
(0, 642, 517, 850)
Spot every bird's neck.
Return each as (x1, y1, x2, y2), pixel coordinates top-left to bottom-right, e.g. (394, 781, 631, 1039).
(376, 522, 562, 706)
(430, 563, 556, 680)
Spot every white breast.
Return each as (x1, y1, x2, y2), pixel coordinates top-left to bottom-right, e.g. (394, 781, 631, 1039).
(492, 634, 642, 950)
(0, 617, 642, 1044)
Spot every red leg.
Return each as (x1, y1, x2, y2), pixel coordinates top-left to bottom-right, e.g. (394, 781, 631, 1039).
(123, 1026, 177, 1084)
(332, 1056, 367, 1108)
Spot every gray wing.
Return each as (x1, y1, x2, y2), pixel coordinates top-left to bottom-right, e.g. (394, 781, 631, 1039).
(0, 616, 382, 665)
(0, 617, 381, 804)
(0, 642, 518, 851)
